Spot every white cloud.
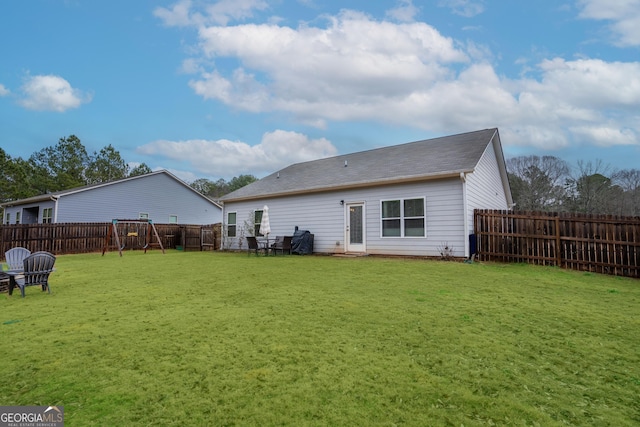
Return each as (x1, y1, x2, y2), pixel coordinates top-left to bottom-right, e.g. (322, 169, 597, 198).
(0, 84, 9, 96)
(533, 58, 640, 108)
(204, 0, 269, 25)
(500, 58, 640, 150)
(386, 0, 420, 23)
(161, 5, 639, 156)
(569, 125, 637, 147)
(18, 75, 91, 112)
(578, 0, 640, 46)
(136, 130, 337, 178)
(154, 0, 268, 27)
(154, 0, 196, 27)
(438, 0, 485, 17)
(188, 11, 468, 125)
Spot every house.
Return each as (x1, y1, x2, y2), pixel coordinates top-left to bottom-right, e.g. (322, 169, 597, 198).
(1, 170, 222, 225)
(220, 128, 513, 258)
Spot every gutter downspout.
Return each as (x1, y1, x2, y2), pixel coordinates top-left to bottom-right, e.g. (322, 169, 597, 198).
(460, 172, 469, 259)
(52, 196, 59, 223)
(221, 203, 226, 251)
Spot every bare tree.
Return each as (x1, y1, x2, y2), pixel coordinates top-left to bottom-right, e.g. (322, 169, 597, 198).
(564, 160, 618, 214)
(507, 155, 570, 211)
(613, 169, 640, 216)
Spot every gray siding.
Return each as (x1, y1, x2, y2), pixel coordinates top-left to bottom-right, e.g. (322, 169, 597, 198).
(57, 173, 221, 224)
(4, 200, 56, 224)
(223, 178, 466, 257)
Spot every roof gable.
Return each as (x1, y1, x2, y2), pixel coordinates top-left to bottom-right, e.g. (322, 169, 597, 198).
(1, 170, 221, 209)
(222, 128, 502, 201)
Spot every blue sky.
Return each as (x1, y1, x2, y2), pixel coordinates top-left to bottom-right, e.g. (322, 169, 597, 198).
(1, 0, 639, 183)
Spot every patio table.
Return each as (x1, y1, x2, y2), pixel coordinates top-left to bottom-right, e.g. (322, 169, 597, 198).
(0, 271, 9, 293)
(4, 270, 24, 296)
(257, 237, 273, 255)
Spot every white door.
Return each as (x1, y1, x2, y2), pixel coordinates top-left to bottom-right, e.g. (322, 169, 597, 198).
(346, 203, 365, 253)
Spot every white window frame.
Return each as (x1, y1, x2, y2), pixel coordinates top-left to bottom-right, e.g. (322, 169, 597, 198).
(15, 211, 20, 224)
(227, 211, 237, 237)
(42, 208, 53, 224)
(254, 209, 264, 236)
(169, 215, 178, 224)
(5, 212, 10, 225)
(380, 197, 426, 238)
(139, 212, 149, 220)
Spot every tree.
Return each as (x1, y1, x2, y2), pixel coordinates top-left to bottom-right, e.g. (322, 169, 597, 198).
(190, 178, 229, 198)
(0, 147, 14, 203)
(29, 135, 89, 192)
(85, 145, 129, 184)
(564, 160, 618, 214)
(507, 155, 570, 211)
(1, 148, 39, 202)
(612, 169, 640, 216)
(190, 175, 257, 198)
(128, 163, 153, 177)
(228, 174, 258, 193)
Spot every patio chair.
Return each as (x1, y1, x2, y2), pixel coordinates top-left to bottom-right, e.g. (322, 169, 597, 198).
(271, 236, 292, 255)
(246, 236, 268, 256)
(14, 251, 56, 298)
(4, 247, 31, 271)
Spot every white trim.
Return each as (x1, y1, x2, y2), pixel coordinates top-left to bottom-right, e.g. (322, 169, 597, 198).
(380, 197, 427, 238)
(226, 211, 237, 237)
(345, 201, 366, 253)
(460, 172, 469, 258)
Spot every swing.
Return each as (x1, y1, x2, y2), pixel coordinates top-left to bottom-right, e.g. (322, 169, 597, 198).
(102, 219, 165, 256)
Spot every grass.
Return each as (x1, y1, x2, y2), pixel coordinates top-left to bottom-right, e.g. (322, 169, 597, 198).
(1, 250, 639, 426)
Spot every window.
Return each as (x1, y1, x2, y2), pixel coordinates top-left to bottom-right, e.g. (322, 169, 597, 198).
(139, 212, 149, 220)
(254, 210, 263, 236)
(381, 198, 425, 237)
(5, 213, 10, 225)
(169, 215, 178, 224)
(42, 208, 53, 224)
(15, 212, 20, 224)
(227, 212, 237, 237)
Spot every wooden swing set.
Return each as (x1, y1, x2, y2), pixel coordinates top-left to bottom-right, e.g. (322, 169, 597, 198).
(102, 219, 165, 256)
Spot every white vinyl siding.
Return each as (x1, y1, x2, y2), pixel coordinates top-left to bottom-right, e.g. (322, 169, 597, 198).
(466, 140, 510, 235)
(224, 178, 464, 257)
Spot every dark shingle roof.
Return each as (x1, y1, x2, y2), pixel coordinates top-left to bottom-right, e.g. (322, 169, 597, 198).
(222, 128, 500, 201)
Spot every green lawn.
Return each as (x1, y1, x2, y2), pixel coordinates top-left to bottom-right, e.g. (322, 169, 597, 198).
(1, 251, 639, 426)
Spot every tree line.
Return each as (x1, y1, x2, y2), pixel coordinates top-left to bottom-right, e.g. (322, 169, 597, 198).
(0, 135, 256, 215)
(507, 155, 640, 216)
(1, 135, 152, 204)
(2, 135, 638, 218)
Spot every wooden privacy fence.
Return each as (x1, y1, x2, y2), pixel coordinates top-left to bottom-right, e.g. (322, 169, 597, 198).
(474, 210, 640, 278)
(0, 222, 221, 258)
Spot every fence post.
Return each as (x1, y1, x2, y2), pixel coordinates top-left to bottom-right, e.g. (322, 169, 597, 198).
(555, 216, 561, 267)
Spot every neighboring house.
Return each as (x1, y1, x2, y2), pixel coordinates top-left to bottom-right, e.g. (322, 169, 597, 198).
(1, 170, 222, 225)
(220, 128, 513, 258)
